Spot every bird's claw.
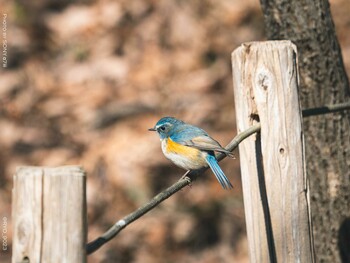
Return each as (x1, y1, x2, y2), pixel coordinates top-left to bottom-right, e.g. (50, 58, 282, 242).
(179, 171, 192, 187)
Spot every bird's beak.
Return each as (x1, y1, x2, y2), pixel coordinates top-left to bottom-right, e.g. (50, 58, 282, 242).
(148, 127, 156, 131)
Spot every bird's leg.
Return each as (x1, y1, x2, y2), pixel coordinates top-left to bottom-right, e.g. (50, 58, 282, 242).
(180, 170, 190, 180)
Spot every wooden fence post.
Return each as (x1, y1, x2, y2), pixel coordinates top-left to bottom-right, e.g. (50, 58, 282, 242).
(12, 166, 87, 263)
(231, 41, 314, 262)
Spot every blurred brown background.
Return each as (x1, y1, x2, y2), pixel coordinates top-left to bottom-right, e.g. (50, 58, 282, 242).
(0, 0, 349, 262)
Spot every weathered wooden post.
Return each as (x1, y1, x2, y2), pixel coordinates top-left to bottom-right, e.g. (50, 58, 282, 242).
(12, 166, 87, 263)
(232, 41, 314, 262)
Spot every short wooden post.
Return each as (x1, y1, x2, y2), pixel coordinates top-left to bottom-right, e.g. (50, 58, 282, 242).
(232, 41, 314, 262)
(12, 166, 87, 263)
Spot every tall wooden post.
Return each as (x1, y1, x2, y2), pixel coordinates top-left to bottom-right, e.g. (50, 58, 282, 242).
(232, 41, 314, 262)
(12, 166, 87, 263)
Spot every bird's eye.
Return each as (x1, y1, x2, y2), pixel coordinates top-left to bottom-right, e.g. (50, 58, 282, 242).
(160, 126, 166, 131)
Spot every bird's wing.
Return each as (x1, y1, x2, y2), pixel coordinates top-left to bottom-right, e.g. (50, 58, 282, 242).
(172, 125, 233, 157)
(184, 135, 233, 157)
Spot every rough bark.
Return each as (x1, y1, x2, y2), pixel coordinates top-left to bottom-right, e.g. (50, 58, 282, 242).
(259, 0, 350, 262)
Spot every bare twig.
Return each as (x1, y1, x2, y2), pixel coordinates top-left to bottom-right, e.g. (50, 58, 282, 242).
(302, 101, 350, 117)
(86, 123, 261, 254)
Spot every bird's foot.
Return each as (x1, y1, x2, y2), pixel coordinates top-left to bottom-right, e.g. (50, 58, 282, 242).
(179, 170, 192, 187)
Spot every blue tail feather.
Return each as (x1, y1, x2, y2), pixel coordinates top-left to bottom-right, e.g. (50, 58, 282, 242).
(205, 155, 233, 189)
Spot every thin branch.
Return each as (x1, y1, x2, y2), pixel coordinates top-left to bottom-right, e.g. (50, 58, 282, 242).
(86, 123, 261, 254)
(302, 101, 350, 117)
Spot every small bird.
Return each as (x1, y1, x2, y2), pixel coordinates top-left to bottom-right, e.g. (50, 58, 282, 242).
(149, 117, 233, 189)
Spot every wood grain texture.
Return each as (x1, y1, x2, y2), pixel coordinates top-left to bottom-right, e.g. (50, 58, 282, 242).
(232, 41, 314, 262)
(12, 166, 87, 263)
(260, 1, 350, 261)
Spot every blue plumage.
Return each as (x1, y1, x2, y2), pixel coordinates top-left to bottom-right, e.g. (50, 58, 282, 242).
(149, 117, 233, 189)
(205, 154, 233, 189)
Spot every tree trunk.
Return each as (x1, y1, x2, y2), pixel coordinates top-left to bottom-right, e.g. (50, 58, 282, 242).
(259, 0, 350, 262)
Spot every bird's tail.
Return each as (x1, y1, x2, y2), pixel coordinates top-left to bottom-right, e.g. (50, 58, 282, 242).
(205, 155, 233, 189)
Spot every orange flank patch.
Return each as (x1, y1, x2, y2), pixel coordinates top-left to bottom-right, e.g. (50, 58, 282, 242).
(166, 138, 201, 159)
(163, 137, 207, 170)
